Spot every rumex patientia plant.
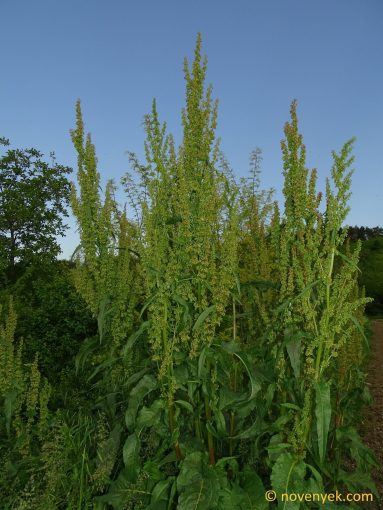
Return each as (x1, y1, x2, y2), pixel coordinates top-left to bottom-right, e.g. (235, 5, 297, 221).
(262, 102, 376, 498)
(65, 35, 378, 509)
(133, 34, 239, 465)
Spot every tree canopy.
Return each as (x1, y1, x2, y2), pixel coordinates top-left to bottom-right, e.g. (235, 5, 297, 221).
(0, 139, 72, 272)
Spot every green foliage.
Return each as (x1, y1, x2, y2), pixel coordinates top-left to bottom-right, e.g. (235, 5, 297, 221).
(0, 143, 71, 271)
(0, 260, 96, 387)
(0, 300, 52, 506)
(357, 235, 383, 315)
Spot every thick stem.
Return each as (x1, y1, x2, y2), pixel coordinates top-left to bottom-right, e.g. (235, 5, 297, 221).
(169, 405, 182, 461)
(163, 302, 182, 461)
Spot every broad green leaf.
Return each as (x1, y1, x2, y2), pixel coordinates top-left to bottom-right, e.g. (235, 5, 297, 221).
(218, 469, 266, 510)
(218, 485, 247, 509)
(125, 374, 157, 431)
(173, 363, 189, 386)
(123, 433, 140, 482)
(268, 434, 290, 462)
(270, 452, 306, 510)
(239, 466, 268, 509)
(271, 414, 293, 432)
(168, 479, 178, 510)
(177, 452, 221, 509)
(136, 399, 165, 430)
(315, 381, 331, 465)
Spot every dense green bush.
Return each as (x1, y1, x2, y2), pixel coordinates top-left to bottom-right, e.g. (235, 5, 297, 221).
(0, 261, 96, 387)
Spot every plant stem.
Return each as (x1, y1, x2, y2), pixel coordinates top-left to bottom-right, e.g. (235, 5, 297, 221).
(163, 301, 182, 461)
(230, 297, 237, 456)
(204, 355, 216, 465)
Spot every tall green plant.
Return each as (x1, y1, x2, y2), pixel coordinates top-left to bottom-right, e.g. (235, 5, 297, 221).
(265, 101, 376, 499)
(70, 101, 142, 374)
(0, 299, 51, 506)
(131, 33, 238, 465)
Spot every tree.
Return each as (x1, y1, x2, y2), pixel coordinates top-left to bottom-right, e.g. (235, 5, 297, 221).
(346, 225, 383, 241)
(0, 139, 72, 271)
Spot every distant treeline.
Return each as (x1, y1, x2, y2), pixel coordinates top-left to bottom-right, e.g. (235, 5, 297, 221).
(347, 225, 383, 241)
(345, 226, 383, 315)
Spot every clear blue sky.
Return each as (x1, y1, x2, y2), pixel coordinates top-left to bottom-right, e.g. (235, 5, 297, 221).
(1, 0, 382, 259)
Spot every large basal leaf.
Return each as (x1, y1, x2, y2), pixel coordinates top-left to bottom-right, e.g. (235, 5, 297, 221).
(315, 380, 331, 465)
(123, 433, 140, 482)
(177, 452, 221, 510)
(239, 466, 268, 509)
(270, 452, 306, 510)
(218, 484, 248, 509)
